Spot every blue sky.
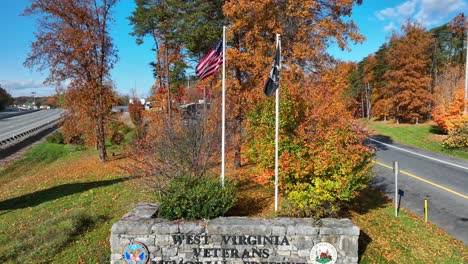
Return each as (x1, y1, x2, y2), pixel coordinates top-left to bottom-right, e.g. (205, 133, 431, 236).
(0, 0, 466, 98)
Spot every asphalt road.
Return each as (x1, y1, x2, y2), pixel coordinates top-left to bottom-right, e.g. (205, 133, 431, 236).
(0, 109, 63, 142)
(368, 137, 468, 245)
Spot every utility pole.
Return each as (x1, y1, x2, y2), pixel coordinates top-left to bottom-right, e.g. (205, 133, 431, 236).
(162, 0, 171, 125)
(32, 91, 36, 109)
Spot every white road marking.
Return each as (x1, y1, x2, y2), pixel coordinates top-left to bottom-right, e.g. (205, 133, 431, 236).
(369, 137, 468, 171)
(374, 161, 468, 199)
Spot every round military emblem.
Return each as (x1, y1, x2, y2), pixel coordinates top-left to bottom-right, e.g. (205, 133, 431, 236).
(310, 242, 338, 264)
(122, 241, 150, 264)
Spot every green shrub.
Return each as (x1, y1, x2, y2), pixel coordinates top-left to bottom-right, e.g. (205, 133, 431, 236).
(46, 130, 65, 144)
(246, 85, 374, 218)
(158, 176, 237, 220)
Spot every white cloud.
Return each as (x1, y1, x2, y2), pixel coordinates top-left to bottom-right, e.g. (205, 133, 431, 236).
(397, 0, 418, 16)
(0, 80, 49, 90)
(376, 0, 418, 21)
(384, 22, 397, 32)
(415, 0, 467, 26)
(376, 8, 397, 20)
(0, 80, 56, 97)
(375, 0, 467, 31)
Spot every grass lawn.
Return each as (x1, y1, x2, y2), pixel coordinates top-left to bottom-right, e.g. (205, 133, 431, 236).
(0, 142, 154, 263)
(364, 120, 468, 160)
(0, 142, 467, 263)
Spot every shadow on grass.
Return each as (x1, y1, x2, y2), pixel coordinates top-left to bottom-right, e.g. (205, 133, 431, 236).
(0, 210, 111, 262)
(226, 174, 274, 216)
(358, 231, 372, 262)
(429, 125, 445, 135)
(341, 186, 389, 261)
(0, 177, 130, 211)
(342, 186, 389, 217)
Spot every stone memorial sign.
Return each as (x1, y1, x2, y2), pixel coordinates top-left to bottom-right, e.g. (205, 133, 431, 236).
(111, 203, 359, 264)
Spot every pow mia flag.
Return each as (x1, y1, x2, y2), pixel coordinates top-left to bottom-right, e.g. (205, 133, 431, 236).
(263, 39, 281, 97)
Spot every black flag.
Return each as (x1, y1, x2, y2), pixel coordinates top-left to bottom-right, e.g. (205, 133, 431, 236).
(263, 40, 281, 97)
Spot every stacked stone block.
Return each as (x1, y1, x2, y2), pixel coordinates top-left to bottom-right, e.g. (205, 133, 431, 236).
(111, 203, 359, 264)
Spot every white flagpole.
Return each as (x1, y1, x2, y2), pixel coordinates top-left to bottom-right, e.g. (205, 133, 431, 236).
(274, 34, 281, 212)
(464, 28, 467, 115)
(221, 26, 226, 187)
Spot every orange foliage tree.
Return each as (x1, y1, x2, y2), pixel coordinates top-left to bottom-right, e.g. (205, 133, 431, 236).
(24, 0, 118, 161)
(432, 69, 466, 132)
(382, 21, 434, 123)
(128, 99, 145, 127)
(431, 14, 467, 139)
(432, 79, 468, 149)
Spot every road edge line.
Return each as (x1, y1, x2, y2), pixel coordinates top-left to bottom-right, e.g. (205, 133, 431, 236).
(373, 160, 468, 200)
(369, 138, 468, 171)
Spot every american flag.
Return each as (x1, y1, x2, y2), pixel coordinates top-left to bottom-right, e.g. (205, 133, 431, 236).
(196, 40, 223, 80)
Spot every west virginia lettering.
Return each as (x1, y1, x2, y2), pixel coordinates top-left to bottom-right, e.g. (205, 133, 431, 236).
(171, 235, 290, 246)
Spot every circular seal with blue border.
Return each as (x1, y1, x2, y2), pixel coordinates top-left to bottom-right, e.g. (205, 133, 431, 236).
(122, 241, 150, 264)
(310, 242, 338, 264)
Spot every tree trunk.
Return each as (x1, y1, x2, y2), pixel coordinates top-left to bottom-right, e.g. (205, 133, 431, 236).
(97, 114, 107, 162)
(361, 92, 365, 118)
(233, 59, 243, 169)
(366, 83, 372, 119)
(165, 43, 172, 126)
(234, 115, 242, 169)
(97, 83, 107, 162)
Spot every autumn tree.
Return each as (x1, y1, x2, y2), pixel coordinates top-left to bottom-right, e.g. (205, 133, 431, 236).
(128, 99, 145, 127)
(368, 44, 392, 120)
(46, 95, 59, 108)
(363, 15, 465, 123)
(349, 55, 377, 118)
(24, 0, 118, 161)
(381, 21, 434, 123)
(0, 86, 14, 111)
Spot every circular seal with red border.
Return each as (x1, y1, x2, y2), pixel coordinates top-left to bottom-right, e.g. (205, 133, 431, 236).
(122, 241, 150, 264)
(310, 242, 338, 264)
